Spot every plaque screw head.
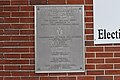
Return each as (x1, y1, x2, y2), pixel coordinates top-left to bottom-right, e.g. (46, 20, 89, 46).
(37, 68, 40, 70)
(80, 67, 82, 69)
(37, 8, 40, 10)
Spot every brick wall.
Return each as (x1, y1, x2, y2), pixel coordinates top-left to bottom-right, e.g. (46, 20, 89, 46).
(0, 0, 119, 80)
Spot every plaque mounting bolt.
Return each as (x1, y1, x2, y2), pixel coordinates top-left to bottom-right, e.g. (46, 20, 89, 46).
(37, 68, 40, 70)
(80, 67, 82, 69)
(37, 8, 40, 10)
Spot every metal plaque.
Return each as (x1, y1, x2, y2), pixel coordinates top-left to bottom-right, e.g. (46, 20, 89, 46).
(35, 5, 85, 73)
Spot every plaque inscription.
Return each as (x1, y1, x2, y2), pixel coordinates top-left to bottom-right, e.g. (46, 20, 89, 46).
(35, 5, 84, 73)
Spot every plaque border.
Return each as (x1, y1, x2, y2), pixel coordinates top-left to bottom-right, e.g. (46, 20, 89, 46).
(35, 5, 85, 73)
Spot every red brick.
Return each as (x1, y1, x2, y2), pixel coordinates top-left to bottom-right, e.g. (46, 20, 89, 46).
(4, 54, 20, 58)
(85, 23, 93, 28)
(21, 65, 34, 70)
(49, 73, 67, 76)
(0, 18, 4, 23)
(0, 1, 10, 5)
(78, 76, 94, 80)
(30, 24, 34, 29)
(29, 77, 39, 80)
(96, 53, 113, 57)
(0, 66, 3, 70)
(40, 77, 57, 80)
(0, 42, 3, 46)
(0, 77, 3, 80)
(95, 44, 112, 46)
(86, 35, 94, 40)
(87, 70, 104, 75)
(0, 12, 10, 17)
(0, 48, 11, 52)
(4, 77, 20, 80)
(11, 36, 30, 41)
(85, 64, 95, 69)
(11, 0, 28, 5)
(3, 42, 19, 46)
(0, 30, 4, 35)
(11, 24, 30, 29)
(68, 72, 85, 75)
(0, 71, 11, 76)
(0, 48, 29, 52)
(20, 6, 34, 11)
(96, 64, 113, 69)
(105, 47, 120, 51)
(87, 59, 104, 63)
(12, 48, 29, 52)
(20, 18, 34, 23)
(48, 0, 65, 4)
(4, 30, 19, 35)
(85, 53, 95, 58)
(106, 58, 120, 63)
(0, 54, 3, 58)
(30, 12, 34, 17)
(30, 36, 34, 41)
(114, 53, 120, 57)
(12, 72, 29, 76)
(85, 0, 93, 4)
(20, 77, 29, 80)
(0, 60, 5, 64)
(85, 29, 93, 34)
(0, 24, 10, 29)
(85, 6, 93, 10)
(4, 6, 19, 11)
(0, 36, 11, 41)
(20, 42, 34, 46)
(115, 76, 120, 80)
(2, 42, 33, 47)
(29, 72, 48, 76)
(4, 18, 19, 23)
(59, 77, 76, 80)
(85, 17, 93, 22)
(4, 66, 20, 70)
(20, 30, 34, 35)
(5, 60, 29, 64)
(30, 60, 35, 64)
(86, 47, 103, 52)
(86, 12, 93, 16)
(30, 77, 39, 80)
(12, 12, 29, 17)
(21, 54, 34, 58)
(30, 0, 47, 5)
(85, 41, 94, 46)
(21, 77, 39, 80)
(114, 64, 120, 69)
(96, 76, 113, 80)
(0, 6, 3, 11)
(30, 48, 35, 52)
(105, 70, 120, 75)
(67, 0, 84, 4)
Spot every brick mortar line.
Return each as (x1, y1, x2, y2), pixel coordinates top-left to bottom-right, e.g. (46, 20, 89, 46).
(0, 28, 34, 30)
(84, 4, 93, 6)
(47, 0, 48, 4)
(65, 0, 67, 4)
(0, 23, 34, 24)
(0, 16, 34, 17)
